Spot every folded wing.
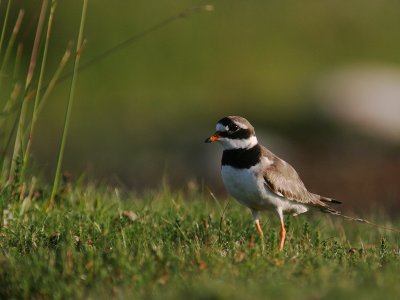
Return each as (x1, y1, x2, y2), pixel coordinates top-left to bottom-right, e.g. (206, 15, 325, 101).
(261, 146, 340, 209)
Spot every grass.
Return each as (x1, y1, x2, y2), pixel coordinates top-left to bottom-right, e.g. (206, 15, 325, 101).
(49, 0, 88, 207)
(1, 184, 399, 299)
(0, 0, 78, 206)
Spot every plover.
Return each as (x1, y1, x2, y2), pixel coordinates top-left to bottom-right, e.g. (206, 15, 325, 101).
(205, 116, 342, 250)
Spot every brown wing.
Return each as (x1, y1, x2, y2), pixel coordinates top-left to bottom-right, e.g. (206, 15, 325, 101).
(261, 146, 327, 207)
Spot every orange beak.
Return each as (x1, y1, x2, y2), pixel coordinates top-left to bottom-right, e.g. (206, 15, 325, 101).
(205, 132, 221, 143)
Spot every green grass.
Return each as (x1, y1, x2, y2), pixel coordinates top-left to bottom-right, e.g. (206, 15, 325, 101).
(1, 185, 399, 299)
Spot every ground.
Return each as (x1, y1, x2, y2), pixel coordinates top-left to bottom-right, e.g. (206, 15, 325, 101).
(1, 186, 399, 299)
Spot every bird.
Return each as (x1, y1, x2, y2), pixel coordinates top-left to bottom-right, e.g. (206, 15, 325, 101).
(205, 116, 342, 251)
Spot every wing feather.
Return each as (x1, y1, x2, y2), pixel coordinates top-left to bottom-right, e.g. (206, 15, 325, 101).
(261, 146, 327, 207)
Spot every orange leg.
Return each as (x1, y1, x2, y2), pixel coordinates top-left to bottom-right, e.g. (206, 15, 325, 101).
(252, 210, 265, 252)
(279, 221, 286, 251)
(252, 210, 263, 237)
(255, 220, 264, 236)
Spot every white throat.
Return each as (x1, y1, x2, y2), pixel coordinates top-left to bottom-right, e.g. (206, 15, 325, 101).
(219, 135, 258, 150)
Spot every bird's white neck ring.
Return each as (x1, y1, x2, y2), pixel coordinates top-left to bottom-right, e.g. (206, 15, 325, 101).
(220, 135, 258, 150)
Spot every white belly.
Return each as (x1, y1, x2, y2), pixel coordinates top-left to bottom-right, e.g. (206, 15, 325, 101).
(221, 165, 309, 215)
(221, 165, 274, 210)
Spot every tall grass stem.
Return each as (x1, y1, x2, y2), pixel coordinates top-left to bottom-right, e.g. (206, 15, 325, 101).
(25, 0, 48, 89)
(36, 43, 72, 117)
(0, 9, 23, 90)
(22, 0, 56, 178)
(9, 0, 47, 182)
(49, 0, 88, 208)
(0, 0, 12, 58)
(0, 83, 20, 175)
(12, 43, 23, 80)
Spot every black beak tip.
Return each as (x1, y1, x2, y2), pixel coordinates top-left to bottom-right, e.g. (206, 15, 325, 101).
(204, 137, 211, 143)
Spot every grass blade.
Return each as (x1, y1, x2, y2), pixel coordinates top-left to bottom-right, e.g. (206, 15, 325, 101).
(22, 0, 56, 178)
(49, 0, 89, 209)
(36, 43, 72, 117)
(8, 0, 48, 183)
(0, 0, 12, 58)
(12, 42, 23, 80)
(0, 82, 20, 175)
(0, 9, 24, 90)
(25, 0, 48, 90)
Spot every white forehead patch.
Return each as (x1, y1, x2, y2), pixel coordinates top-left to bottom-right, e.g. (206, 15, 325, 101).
(216, 123, 229, 132)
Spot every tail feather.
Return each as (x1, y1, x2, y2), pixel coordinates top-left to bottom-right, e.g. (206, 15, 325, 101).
(319, 195, 342, 204)
(322, 208, 400, 233)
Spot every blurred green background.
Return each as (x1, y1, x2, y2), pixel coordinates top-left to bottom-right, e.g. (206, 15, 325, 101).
(2, 0, 400, 212)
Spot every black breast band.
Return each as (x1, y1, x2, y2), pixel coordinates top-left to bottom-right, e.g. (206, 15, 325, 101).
(221, 144, 261, 169)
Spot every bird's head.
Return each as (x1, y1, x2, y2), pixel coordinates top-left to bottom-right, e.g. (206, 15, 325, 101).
(205, 116, 258, 150)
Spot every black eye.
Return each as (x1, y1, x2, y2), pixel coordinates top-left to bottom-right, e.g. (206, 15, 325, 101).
(228, 123, 239, 131)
